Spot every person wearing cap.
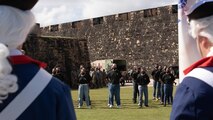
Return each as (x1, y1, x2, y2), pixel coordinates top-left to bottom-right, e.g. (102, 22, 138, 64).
(171, 0, 213, 119)
(0, 1, 76, 120)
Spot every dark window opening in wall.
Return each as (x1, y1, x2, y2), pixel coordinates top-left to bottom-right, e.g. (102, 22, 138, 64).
(93, 17, 104, 26)
(144, 9, 151, 17)
(144, 10, 148, 17)
(72, 22, 77, 28)
(72, 21, 82, 29)
(151, 8, 158, 16)
(144, 8, 158, 17)
(43, 27, 49, 31)
(118, 13, 129, 21)
(50, 25, 59, 32)
(172, 5, 178, 13)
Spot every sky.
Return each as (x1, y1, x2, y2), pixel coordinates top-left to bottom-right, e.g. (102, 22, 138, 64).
(32, 0, 178, 27)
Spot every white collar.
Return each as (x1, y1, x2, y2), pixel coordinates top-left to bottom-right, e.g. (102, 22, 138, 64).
(9, 49, 24, 56)
(207, 47, 213, 57)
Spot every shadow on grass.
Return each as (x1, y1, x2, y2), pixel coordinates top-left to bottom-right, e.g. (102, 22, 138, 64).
(74, 99, 168, 110)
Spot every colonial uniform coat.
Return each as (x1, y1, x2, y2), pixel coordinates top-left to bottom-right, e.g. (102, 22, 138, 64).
(170, 57, 213, 120)
(0, 55, 76, 120)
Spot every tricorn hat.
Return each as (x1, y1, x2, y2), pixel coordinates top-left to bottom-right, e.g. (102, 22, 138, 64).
(0, 0, 38, 10)
(186, 0, 213, 20)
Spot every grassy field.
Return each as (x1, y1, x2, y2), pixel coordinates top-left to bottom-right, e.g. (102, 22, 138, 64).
(71, 85, 176, 120)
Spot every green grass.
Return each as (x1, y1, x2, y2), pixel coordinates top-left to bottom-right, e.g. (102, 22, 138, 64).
(71, 86, 176, 120)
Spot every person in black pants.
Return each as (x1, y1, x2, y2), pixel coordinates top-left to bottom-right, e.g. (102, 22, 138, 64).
(131, 66, 140, 103)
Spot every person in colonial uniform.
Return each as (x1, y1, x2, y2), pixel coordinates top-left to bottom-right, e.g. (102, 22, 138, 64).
(0, 0, 76, 120)
(171, 0, 213, 119)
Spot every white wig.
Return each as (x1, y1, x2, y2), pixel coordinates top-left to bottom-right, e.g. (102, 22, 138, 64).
(189, 15, 213, 43)
(0, 6, 35, 103)
(189, 15, 213, 57)
(0, 6, 35, 49)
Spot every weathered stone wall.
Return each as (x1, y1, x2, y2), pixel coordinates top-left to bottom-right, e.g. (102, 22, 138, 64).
(40, 5, 178, 73)
(23, 35, 90, 88)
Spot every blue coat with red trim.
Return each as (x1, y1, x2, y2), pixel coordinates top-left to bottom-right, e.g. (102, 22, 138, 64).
(170, 67, 213, 120)
(0, 58, 76, 120)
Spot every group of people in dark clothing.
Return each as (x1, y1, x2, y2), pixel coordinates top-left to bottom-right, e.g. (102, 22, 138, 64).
(130, 64, 176, 108)
(151, 64, 176, 106)
(76, 64, 122, 108)
(89, 67, 107, 89)
(54, 63, 176, 109)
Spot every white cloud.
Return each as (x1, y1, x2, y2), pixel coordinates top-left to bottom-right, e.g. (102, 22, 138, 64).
(33, 5, 78, 26)
(32, 0, 178, 27)
(32, 0, 86, 26)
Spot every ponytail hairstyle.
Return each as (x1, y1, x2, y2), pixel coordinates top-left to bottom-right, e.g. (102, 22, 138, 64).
(0, 43, 18, 103)
(0, 6, 35, 103)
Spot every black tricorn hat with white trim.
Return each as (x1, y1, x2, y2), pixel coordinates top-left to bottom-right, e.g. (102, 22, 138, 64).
(187, 0, 213, 21)
(0, 0, 38, 10)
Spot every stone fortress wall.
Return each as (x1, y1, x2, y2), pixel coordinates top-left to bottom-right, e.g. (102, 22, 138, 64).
(24, 5, 178, 88)
(40, 5, 178, 72)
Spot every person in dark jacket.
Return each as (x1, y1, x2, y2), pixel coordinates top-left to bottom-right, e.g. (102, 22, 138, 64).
(131, 66, 140, 103)
(162, 67, 175, 107)
(107, 64, 122, 108)
(136, 67, 150, 107)
(159, 66, 167, 104)
(78, 68, 92, 109)
(155, 65, 162, 101)
(52, 67, 66, 83)
(151, 64, 158, 100)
